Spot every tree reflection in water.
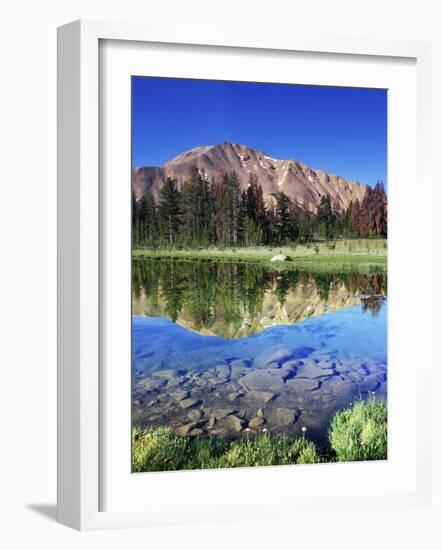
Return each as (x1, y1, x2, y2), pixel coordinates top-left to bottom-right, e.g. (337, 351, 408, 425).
(132, 259, 387, 338)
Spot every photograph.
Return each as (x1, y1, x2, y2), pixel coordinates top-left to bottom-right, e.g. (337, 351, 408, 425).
(130, 77, 388, 472)
(1, 0, 436, 541)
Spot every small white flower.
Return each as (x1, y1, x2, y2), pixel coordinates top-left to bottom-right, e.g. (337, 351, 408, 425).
(262, 428, 268, 433)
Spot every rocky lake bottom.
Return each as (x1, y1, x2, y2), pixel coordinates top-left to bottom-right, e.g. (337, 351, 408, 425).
(132, 301, 387, 447)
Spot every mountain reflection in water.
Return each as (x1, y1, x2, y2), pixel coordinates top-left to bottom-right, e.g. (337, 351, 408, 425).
(132, 259, 386, 338)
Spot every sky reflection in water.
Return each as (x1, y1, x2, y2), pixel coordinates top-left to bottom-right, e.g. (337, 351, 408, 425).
(132, 301, 387, 377)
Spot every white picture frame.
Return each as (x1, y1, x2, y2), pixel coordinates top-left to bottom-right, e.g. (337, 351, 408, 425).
(57, 19, 433, 531)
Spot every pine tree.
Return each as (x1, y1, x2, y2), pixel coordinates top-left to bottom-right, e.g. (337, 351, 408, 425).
(288, 209, 300, 242)
(159, 177, 181, 245)
(255, 184, 268, 244)
(180, 166, 215, 245)
(274, 191, 291, 244)
(143, 193, 158, 247)
(246, 174, 258, 221)
(138, 195, 148, 245)
(298, 211, 314, 243)
(132, 190, 140, 248)
(316, 194, 336, 239)
(216, 172, 242, 246)
(372, 181, 387, 237)
(239, 189, 248, 245)
(181, 172, 200, 244)
(337, 202, 352, 237)
(350, 199, 361, 236)
(229, 172, 242, 246)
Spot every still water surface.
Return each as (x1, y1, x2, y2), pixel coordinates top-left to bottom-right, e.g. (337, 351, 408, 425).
(132, 260, 387, 444)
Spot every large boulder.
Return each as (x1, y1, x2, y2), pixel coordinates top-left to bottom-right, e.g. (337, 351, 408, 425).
(270, 254, 290, 262)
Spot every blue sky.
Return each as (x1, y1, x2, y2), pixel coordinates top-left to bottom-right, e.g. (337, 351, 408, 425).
(132, 77, 387, 187)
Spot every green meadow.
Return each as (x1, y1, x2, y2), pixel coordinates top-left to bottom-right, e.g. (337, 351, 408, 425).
(133, 239, 387, 274)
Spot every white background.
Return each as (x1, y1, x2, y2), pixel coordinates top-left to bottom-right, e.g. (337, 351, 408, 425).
(1, 0, 441, 548)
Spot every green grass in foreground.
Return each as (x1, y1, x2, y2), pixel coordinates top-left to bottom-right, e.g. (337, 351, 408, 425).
(329, 398, 388, 462)
(133, 240, 387, 273)
(132, 399, 387, 472)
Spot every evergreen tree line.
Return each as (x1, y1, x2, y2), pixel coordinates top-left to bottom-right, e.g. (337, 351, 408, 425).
(132, 167, 387, 248)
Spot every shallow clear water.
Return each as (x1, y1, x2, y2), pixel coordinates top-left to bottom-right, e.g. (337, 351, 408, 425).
(131, 259, 387, 444)
(133, 302, 387, 376)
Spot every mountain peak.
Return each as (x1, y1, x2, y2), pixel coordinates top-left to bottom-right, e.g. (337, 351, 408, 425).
(167, 142, 277, 165)
(133, 143, 368, 213)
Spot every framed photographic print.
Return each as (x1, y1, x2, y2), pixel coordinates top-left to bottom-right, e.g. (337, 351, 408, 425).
(130, 76, 388, 471)
(57, 19, 432, 530)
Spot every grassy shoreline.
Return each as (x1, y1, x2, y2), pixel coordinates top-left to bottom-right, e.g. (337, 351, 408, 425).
(132, 399, 387, 472)
(133, 239, 387, 273)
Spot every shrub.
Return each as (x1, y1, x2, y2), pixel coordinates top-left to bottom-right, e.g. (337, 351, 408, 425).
(329, 398, 387, 462)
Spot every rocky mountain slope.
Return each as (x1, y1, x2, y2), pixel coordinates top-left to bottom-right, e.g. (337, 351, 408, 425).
(132, 142, 368, 213)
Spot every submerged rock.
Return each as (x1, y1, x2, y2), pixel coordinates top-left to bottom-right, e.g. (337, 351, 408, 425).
(357, 376, 381, 393)
(227, 392, 243, 402)
(238, 370, 286, 391)
(325, 378, 356, 396)
(179, 398, 202, 409)
(286, 378, 321, 392)
(188, 428, 204, 437)
(295, 361, 335, 379)
(155, 369, 187, 378)
(208, 377, 228, 386)
(175, 420, 205, 436)
(230, 359, 251, 370)
(187, 409, 203, 421)
(254, 345, 314, 368)
(214, 365, 231, 377)
(249, 416, 265, 428)
(168, 390, 190, 402)
(267, 407, 299, 426)
(218, 414, 246, 432)
(207, 407, 237, 420)
(138, 377, 167, 392)
(245, 390, 277, 404)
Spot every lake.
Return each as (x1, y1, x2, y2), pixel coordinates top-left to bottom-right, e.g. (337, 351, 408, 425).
(132, 259, 387, 446)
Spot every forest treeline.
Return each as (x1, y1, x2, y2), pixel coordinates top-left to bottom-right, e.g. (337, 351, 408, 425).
(132, 167, 387, 248)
